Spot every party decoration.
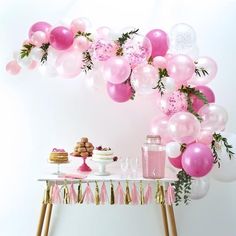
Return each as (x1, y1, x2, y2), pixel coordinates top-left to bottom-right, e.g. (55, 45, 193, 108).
(165, 183, 176, 205)
(190, 177, 210, 200)
(144, 183, 153, 204)
(6, 19, 235, 206)
(182, 143, 214, 177)
(115, 182, 125, 204)
(69, 183, 77, 204)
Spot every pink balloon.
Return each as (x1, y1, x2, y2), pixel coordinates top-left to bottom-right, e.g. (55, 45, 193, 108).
(50, 26, 74, 50)
(149, 114, 172, 144)
(168, 112, 201, 144)
(198, 103, 228, 132)
(56, 50, 83, 78)
(168, 155, 183, 169)
(75, 36, 91, 51)
(107, 82, 132, 102)
(30, 31, 47, 46)
(146, 29, 169, 57)
(96, 26, 113, 39)
(6, 60, 21, 75)
(197, 130, 213, 145)
(192, 85, 215, 112)
(102, 57, 131, 84)
(28, 21, 51, 38)
(28, 60, 38, 70)
(70, 18, 87, 35)
(189, 57, 217, 85)
(160, 91, 187, 116)
(152, 56, 167, 69)
(182, 143, 214, 177)
(167, 54, 195, 84)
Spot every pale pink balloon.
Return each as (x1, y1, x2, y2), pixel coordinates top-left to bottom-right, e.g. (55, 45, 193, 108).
(75, 36, 91, 51)
(198, 103, 228, 132)
(150, 114, 172, 144)
(56, 50, 83, 78)
(28, 60, 38, 70)
(28, 21, 51, 38)
(6, 60, 21, 75)
(131, 64, 157, 95)
(102, 56, 131, 84)
(197, 130, 213, 145)
(70, 18, 86, 34)
(152, 56, 167, 69)
(96, 26, 113, 39)
(167, 54, 195, 84)
(189, 57, 217, 85)
(30, 31, 47, 46)
(160, 91, 187, 116)
(168, 111, 201, 144)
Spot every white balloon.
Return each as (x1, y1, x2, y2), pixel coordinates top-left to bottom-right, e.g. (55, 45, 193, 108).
(162, 77, 176, 94)
(16, 54, 32, 68)
(211, 132, 236, 182)
(30, 47, 43, 61)
(166, 142, 181, 158)
(190, 176, 210, 200)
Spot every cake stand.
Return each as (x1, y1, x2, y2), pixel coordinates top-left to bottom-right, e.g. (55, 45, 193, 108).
(92, 158, 114, 176)
(77, 156, 92, 172)
(48, 161, 70, 175)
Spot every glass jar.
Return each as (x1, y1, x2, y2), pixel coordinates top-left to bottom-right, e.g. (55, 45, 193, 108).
(142, 135, 166, 179)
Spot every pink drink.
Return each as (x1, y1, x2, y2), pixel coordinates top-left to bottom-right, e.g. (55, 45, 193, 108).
(142, 135, 166, 179)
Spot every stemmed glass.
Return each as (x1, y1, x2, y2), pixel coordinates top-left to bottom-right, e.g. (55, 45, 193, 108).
(120, 157, 129, 179)
(130, 157, 139, 179)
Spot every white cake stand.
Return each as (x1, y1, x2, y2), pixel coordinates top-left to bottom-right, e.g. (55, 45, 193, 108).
(92, 158, 114, 176)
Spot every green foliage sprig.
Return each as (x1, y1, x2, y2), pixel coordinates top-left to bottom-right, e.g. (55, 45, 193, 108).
(75, 31, 93, 42)
(173, 170, 192, 206)
(81, 51, 93, 73)
(116, 29, 139, 56)
(179, 85, 208, 121)
(153, 68, 169, 95)
(194, 62, 208, 77)
(40, 43, 50, 64)
(211, 133, 235, 167)
(20, 43, 35, 58)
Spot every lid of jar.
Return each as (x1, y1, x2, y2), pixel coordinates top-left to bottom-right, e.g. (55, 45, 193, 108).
(146, 135, 161, 143)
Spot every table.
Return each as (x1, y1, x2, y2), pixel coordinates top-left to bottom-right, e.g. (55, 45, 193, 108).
(36, 173, 178, 236)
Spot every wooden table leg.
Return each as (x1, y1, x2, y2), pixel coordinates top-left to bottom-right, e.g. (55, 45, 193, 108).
(160, 186, 169, 236)
(167, 204, 178, 236)
(43, 203, 53, 236)
(36, 203, 47, 236)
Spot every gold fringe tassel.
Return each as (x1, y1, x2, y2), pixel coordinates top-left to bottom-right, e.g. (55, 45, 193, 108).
(110, 180, 115, 205)
(77, 180, 83, 204)
(43, 181, 51, 204)
(125, 180, 132, 205)
(63, 181, 70, 204)
(155, 181, 164, 204)
(95, 181, 100, 205)
(140, 180, 145, 205)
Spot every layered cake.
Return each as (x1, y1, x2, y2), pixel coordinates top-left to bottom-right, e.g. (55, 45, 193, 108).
(71, 137, 94, 157)
(92, 146, 118, 161)
(49, 148, 68, 163)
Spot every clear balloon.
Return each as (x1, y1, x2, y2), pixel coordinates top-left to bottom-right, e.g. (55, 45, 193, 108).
(96, 26, 115, 40)
(170, 23, 196, 52)
(167, 54, 195, 85)
(160, 91, 187, 116)
(70, 18, 87, 35)
(30, 47, 43, 61)
(106, 81, 132, 103)
(146, 29, 169, 57)
(131, 64, 157, 95)
(56, 50, 83, 78)
(182, 143, 214, 177)
(211, 132, 236, 182)
(166, 142, 182, 158)
(198, 103, 228, 132)
(190, 176, 210, 200)
(192, 85, 215, 112)
(50, 26, 74, 50)
(189, 57, 217, 85)
(168, 111, 201, 144)
(28, 21, 51, 38)
(102, 56, 131, 84)
(149, 114, 171, 144)
(123, 34, 152, 67)
(6, 60, 21, 75)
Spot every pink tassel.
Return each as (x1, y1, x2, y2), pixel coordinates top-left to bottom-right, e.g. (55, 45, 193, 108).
(131, 183, 139, 205)
(166, 183, 176, 205)
(115, 182, 124, 204)
(83, 183, 94, 204)
(52, 183, 61, 204)
(144, 183, 153, 204)
(100, 182, 108, 205)
(69, 182, 77, 204)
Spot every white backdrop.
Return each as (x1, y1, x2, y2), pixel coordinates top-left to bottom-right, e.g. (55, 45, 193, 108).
(1, 0, 236, 235)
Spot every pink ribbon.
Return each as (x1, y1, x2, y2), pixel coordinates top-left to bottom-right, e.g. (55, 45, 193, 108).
(83, 183, 94, 204)
(144, 183, 153, 204)
(115, 182, 124, 205)
(52, 148, 65, 152)
(69, 183, 77, 204)
(100, 182, 108, 205)
(52, 183, 61, 204)
(131, 183, 139, 205)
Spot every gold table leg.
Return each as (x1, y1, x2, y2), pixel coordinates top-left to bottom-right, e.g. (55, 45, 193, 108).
(44, 203, 53, 236)
(167, 204, 178, 236)
(36, 203, 47, 236)
(160, 186, 169, 236)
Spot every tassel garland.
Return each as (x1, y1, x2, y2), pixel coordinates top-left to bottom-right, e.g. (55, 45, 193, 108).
(100, 182, 108, 205)
(115, 182, 124, 204)
(125, 181, 132, 205)
(95, 181, 100, 205)
(131, 182, 139, 205)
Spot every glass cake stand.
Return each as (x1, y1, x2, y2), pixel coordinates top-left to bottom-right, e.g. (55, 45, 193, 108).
(48, 160, 70, 175)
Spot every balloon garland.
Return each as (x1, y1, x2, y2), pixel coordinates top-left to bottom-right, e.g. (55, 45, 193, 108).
(6, 18, 236, 205)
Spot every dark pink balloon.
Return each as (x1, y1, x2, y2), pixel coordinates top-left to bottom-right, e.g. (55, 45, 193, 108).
(168, 155, 182, 169)
(107, 82, 132, 103)
(182, 143, 214, 177)
(28, 21, 51, 38)
(192, 85, 215, 112)
(49, 26, 74, 50)
(146, 29, 169, 57)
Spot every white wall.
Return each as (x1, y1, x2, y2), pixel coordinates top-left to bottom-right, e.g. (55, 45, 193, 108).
(1, 0, 236, 235)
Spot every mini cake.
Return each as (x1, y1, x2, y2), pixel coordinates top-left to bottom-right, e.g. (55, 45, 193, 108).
(92, 146, 118, 161)
(71, 137, 94, 157)
(49, 148, 68, 163)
